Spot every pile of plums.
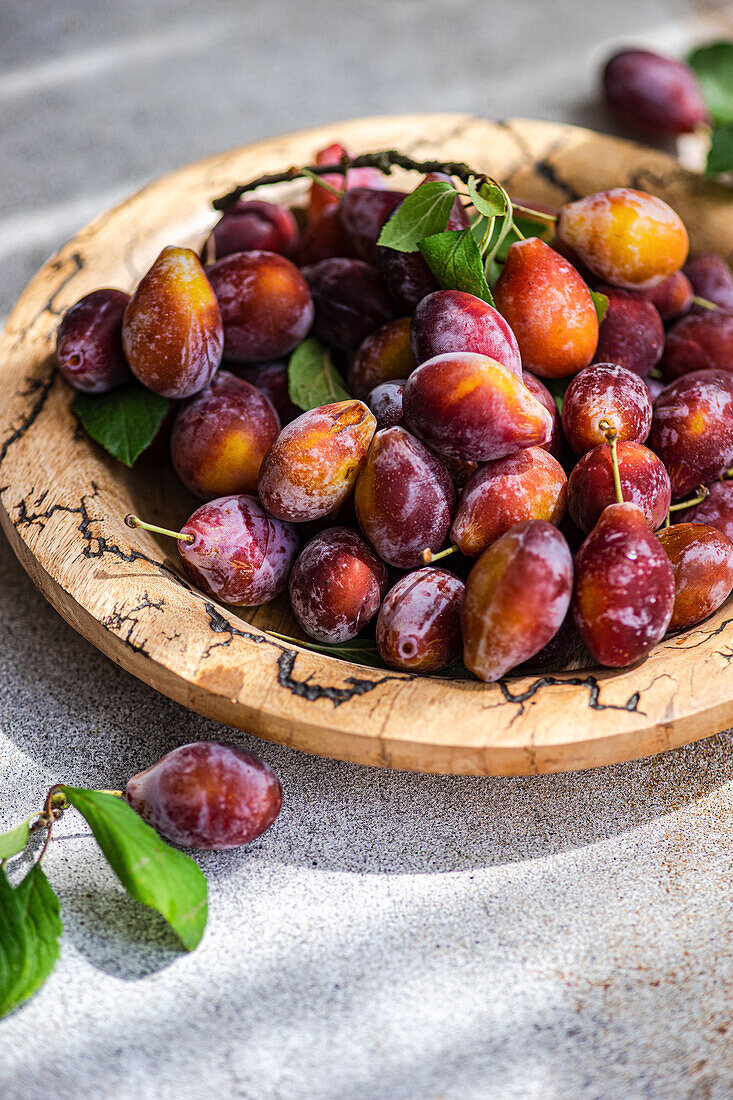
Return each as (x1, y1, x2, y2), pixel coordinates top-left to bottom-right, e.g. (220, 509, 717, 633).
(56, 140, 733, 682)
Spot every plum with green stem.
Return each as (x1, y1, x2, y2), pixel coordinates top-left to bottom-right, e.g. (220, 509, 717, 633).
(572, 426, 675, 667)
(125, 496, 299, 606)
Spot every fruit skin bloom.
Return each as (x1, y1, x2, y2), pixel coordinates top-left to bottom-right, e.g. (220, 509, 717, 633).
(572, 502, 674, 667)
(402, 352, 552, 462)
(122, 246, 223, 398)
(125, 742, 283, 850)
(556, 188, 689, 290)
(179, 494, 299, 606)
(461, 520, 573, 682)
(258, 400, 376, 523)
(657, 522, 733, 632)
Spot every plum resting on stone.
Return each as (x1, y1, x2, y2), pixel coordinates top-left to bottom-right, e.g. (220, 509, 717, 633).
(602, 49, 709, 136)
(125, 741, 282, 849)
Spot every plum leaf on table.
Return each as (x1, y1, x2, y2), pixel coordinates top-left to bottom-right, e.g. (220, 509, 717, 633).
(706, 125, 733, 177)
(0, 864, 62, 1019)
(0, 815, 36, 860)
(61, 787, 208, 951)
(687, 41, 733, 176)
(687, 41, 733, 127)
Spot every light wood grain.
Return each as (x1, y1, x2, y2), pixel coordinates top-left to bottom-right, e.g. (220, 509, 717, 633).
(2, 113, 733, 775)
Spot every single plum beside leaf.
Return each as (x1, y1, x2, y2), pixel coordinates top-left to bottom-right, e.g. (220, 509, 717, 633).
(125, 741, 282, 849)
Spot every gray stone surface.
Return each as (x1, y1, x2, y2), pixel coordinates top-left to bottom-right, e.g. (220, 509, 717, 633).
(2, 1, 733, 1097)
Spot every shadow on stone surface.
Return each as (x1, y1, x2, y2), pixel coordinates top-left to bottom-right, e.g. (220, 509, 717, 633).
(57, 877, 183, 980)
(4, 531, 733, 882)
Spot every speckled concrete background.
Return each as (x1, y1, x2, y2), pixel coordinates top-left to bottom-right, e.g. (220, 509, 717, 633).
(3, 2, 733, 1097)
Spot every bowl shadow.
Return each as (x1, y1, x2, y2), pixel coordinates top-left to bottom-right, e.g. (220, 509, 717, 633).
(3, 529, 733, 886)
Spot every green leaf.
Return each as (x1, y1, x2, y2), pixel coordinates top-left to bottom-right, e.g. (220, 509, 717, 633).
(706, 124, 733, 177)
(287, 337, 351, 412)
(418, 229, 495, 306)
(72, 380, 170, 467)
(0, 864, 62, 1018)
(590, 289, 609, 325)
(376, 180, 457, 252)
(687, 41, 733, 127)
(61, 788, 207, 951)
(467, 176, 508, 218)
(0, 815, 35, 861)
(12, 865, 63, 1010)
(470, 215, 491, 246)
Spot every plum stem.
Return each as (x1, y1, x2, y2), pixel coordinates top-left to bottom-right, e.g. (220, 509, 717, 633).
(599, 419, 623, 505)
(512, 203, 558, 224)
(300, 167, 345, 199)
(125, 514, 194, 544)
(422, 545, 459, 565)
(692, 295, 720, 312)
(34, 786, 68, 863)
(668, 486, 709, 513)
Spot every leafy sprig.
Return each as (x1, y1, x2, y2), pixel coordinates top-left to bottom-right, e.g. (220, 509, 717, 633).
(0, 784, 208, 1018)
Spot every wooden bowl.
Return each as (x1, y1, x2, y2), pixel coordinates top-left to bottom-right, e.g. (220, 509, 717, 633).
(2, 113, 733, 776)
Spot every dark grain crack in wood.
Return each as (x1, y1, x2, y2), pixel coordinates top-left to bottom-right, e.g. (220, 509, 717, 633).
(203, 601, 401, 707)
(664, 616, 733, 652)
(101, 593, 165, 657)
(0, 366, 57, 467)
(11, 482, 188, 588)
(534, 151, 582, 202)
(31, 252, 84, 327)
(495, 674, 643, 719)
